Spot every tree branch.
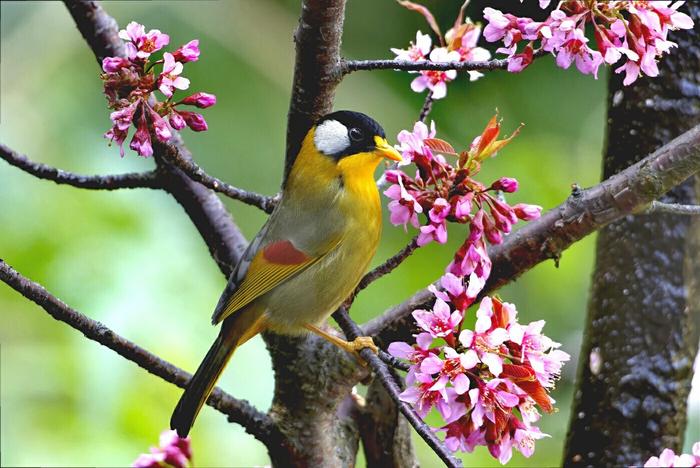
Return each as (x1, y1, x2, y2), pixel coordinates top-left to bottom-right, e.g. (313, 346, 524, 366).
(284, 0, 346, 180)
(64, 0, 248, 276)
(646, 200, 700, 215)
(332, 308, 463, 468)
(160, 146, 276, 214)
(341, 50, 548, 75)
(364, 123, 700, 341)
(350, 236, 419, 302)
(0, 144, 160, 190)
(341, 57, 509, 74)
(0, 259, 284, 447)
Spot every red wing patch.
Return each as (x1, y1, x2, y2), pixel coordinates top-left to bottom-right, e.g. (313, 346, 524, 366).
(263, 240, 309, 265)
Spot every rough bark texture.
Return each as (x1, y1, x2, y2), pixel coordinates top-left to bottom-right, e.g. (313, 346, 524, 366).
(563, 6, 700, 467)
(358, 376, 419, 468)
(284, 0, 346, 180)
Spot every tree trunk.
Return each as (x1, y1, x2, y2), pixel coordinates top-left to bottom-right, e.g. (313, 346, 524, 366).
(563, 6, 700, 466)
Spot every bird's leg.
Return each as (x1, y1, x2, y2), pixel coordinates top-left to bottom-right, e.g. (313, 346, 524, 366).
(304, 323, 378, 361)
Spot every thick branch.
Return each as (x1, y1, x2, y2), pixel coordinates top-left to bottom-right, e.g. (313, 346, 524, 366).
(0, 259, 281, 445)
(284, 0, 346, 179)
(333, 308, 463, 468)
(365, 123, 700, 341)
(0, 144, 160, 190)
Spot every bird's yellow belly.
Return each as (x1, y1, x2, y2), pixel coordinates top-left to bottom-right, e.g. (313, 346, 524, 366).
(262, 206, 381, 334)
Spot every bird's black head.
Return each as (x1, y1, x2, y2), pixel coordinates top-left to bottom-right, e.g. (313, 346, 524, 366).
(313, 111, 388, 160)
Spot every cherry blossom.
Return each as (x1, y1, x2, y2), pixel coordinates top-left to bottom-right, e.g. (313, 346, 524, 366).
(483, 1, 693, 85)
(133, 429, 192, 468)
(100, 22, 216, 157)
(644, 443, 700, 467)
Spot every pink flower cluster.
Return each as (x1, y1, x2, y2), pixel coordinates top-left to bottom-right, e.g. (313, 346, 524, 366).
(132, 430, 192, 468)
(644, 443, 700, 467)
(101, 22, 216, 157)
(384, 116, 568, 462)
(384, 115, 540, 285)
(483, 1, 694, 84)
(389, 296, 569, 463)
(390, 2, 490, 99)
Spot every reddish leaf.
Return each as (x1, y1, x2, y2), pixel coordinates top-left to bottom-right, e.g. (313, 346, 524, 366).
(501, 364, 536, 381)
(397, 1, 444, 45)
(517, 380, 554, 413)
(476, 114, 501, 157)
(491, 297, 509, 329)
(453, 0, 471, 31)
(424, 138, 457, 155)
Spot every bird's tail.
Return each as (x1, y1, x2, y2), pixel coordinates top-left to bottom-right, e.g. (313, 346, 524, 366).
(170, 306, 265, 437)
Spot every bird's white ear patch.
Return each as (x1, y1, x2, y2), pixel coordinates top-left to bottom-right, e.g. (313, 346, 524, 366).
(314, 119, 350, 155)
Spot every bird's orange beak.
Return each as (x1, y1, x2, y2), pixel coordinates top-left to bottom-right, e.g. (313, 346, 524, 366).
(374, 136, 403, 162)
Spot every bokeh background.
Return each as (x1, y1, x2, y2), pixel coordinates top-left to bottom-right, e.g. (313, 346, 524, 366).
(1, 1, 697, 466)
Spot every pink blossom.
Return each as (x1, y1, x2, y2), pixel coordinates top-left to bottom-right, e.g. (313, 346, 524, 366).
(555, 28, 604, 78)
(173, 39, 200, 63)
(513, 203, 542, 220)
(109, 101, 138, 131)
(159, 52, 190, 98)
(384, 177, 423, 229)
(388, 332, 435, 363)
(644, 443, 700, 467)
(133, 429, 191, 468)
(509, 319, 570, 387)
(129, 113, 153, 158)
(410, 47, 460, 99)
(102, 56, 131, 73)
(391, 31, 432, 63)
(104, 127, 128, 158)
(459, 297, 509, 376)
(181, 92, 217, 108)
(147, 106, 172, 143)
(412, 298, 462, 339)
(119, 22, 169, 60)
(179, 111, 208, 132)
(491, 177, 519, 193)
(169, 111, 187, 130)
(396, 120, 436, 164)
(483, 8, 513, 43)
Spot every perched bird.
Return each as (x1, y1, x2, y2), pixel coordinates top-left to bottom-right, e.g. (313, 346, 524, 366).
(171, 111, 402, 436)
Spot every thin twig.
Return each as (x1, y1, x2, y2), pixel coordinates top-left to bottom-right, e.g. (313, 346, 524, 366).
(341, 57, 510, 74)
(352, 236, 420, 298)
(159, 145, 276, 214)
(646, 200, 700, 215)
(0, 258, 284, 446)
(333, 307, 462, 468)
(0, 144, 160, 190)
(378, 350, 411, 372)
(341, 49, 548, 75)
(418, 91, 434, 123)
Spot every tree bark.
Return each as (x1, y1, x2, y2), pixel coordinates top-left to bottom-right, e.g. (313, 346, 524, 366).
(563, 6, 700, 467)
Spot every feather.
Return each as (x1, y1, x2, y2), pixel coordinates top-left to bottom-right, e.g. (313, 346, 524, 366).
(211, 237, 341, 324)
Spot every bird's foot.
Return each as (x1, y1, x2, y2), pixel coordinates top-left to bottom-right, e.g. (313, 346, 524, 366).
(304, 323, 378, 365)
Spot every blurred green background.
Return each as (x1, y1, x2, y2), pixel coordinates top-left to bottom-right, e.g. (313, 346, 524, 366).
(1, 1, 697, 466)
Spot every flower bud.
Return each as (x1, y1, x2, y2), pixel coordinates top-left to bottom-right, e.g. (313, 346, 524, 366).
(181, 92, 217, 108)
(491, 177, 519, 193)
(513, 203, 542, 220)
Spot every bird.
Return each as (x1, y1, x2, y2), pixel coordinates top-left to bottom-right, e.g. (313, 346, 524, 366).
(170, 110, 402, 437)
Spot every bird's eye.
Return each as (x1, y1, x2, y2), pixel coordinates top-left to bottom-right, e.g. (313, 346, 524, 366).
(349, 127, 363, 142)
